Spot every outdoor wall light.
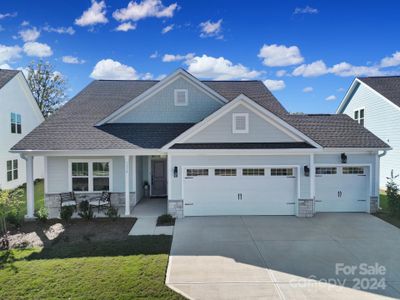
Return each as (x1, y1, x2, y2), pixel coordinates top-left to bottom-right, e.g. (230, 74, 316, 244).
(173, 166, 178, 178)
(304, 165, 310, 177)
(341, 153, 347, 164)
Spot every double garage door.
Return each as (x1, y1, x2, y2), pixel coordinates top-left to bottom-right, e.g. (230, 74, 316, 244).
(182, 165, 369, 216)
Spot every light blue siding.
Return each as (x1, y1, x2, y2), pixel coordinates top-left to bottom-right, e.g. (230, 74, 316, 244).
(135, 156, 144, 201)
(186, 104, 298, 143)
(341, 83, 400, 187)
(112, 77, 223, 123)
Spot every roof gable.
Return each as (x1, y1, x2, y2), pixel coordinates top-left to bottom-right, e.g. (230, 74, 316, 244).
(0, 69, 19, 90)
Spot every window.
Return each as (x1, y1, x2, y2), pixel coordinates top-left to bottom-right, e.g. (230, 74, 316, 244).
(271, 168, 293, 176)
(215, 168, 237, 176)
(243, 168, 265, 176)
(316, 167, 337, 175)
(232, 113, 249, 133)
(354, 108, 365, 126)
(187, 169, 209, 176)
(70, 160, 111, 192)
(11, 112, 21, 134)
(174, 89, 188, 106)
(343, 167, 364, 175)
(6, 159, 18, 181)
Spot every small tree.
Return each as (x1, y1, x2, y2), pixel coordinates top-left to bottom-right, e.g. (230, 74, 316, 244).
(27, 60, 67, 118)
(0, 189, 24, 249)
(386, 171, 400, 216)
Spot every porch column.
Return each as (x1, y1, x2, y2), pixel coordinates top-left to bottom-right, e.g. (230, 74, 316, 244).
(26, 156, 34, 218)
(309, 154, 315, 199)
(131, 155, 136, 201)
(124, 155, 130, 216)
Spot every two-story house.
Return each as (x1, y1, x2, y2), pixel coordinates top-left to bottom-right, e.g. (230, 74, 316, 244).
(337, 76, 400, 189)
(0, 69, 44, 190)
(12, 69, 389, 219)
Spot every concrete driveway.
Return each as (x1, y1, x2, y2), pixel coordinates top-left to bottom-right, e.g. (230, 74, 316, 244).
(166, 214, 400, 299)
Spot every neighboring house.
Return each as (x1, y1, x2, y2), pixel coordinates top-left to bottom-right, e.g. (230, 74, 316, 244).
(0, 69, 44, 190)
(337, 76, 400, 189)
(12, 69, 389, 219)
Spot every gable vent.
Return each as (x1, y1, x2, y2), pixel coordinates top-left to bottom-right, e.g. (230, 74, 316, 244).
(232, 113, 249, 133)
(174, 89, 188, 106)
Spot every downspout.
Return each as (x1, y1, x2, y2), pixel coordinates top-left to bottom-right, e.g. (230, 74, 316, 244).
(378, 150, 387, 158)
(377, 150, 388, 210)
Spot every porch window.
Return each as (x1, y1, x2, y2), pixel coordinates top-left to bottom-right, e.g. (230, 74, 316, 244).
(70, 160, 111, 192)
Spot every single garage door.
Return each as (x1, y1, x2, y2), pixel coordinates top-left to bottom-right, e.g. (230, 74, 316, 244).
(183, 166, 298, 216)
(315, 166, 369, 212)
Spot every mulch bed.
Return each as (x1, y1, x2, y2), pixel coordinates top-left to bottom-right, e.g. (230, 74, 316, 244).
(6, 218, 136, 249)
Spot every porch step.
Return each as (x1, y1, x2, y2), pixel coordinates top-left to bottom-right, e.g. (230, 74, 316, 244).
(129, 217, 174, 235)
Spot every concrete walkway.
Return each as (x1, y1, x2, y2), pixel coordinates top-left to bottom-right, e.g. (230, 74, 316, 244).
(128, 198, 174, 235)
(167, 214, 400, 299)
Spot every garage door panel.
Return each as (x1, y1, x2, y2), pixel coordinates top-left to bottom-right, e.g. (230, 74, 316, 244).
(183, 167, 297, 216)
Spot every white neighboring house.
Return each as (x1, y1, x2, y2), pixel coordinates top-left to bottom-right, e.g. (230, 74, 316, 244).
(11, 69, 389, 219)
(0, 69, 44, 190)
(337, 76, 400, 188)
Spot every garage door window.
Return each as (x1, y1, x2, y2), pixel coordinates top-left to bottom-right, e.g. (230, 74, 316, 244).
(242, 168, 265, 176)
(187, 169, 209, 176)
(343, 167, 364, 175)
(215, 169, 237, 176)
(316, 167, 337, 175)
(271, 168, 293, 176)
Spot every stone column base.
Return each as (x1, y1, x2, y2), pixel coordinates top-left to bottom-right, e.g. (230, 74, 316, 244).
(298, 198, 314, 217)
(168, 200, 184, 218)
(370, 196, 378, 213)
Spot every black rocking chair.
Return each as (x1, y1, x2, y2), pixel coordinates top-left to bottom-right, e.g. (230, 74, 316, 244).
(89, 191, 112, 213)
(59, 192, 77, 210)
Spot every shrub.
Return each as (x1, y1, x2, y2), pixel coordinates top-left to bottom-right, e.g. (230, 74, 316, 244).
(0, 189, 24, 231)
(78, 200, 94, 220)
(60, 206, 74, 223)
(386, 172, 400, 216)
(105, 206, 119, 221)
(157, 214, 175, 226)
(34, 207, 48, 223)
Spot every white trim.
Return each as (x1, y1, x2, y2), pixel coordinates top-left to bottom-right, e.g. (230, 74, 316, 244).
(232, 112, 249, 133)
(174, 89, 188, 106)
(149, 156, 168, 197)
(16, 72, 45, 122)
(309, 154, 315, 199)
(167, 154, 172, 200)
(68, 158, 113, 193)
(25, 156, 34, 218)
(44, 156, 48, 194)
(353, 106, 365, 125)
(131, 155, 136, 194)
(163, 94, 322, 149)
(97, 69, 227, 125)
(124, 155, 130, 215)
(10, 149, 165, 156)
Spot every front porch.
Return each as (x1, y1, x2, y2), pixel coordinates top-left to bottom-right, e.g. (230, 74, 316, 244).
(24, 153, 170, 219)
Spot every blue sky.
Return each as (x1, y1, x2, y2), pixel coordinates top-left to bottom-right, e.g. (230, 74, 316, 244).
(1, 0, 400, 113)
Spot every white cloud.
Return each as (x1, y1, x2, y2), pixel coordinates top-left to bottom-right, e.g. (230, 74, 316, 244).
(263, 79, 285, 91)
(325, 95, 336, 101)
(258, 44, 304, 67)
(62, 55, 85, 64)
(337, 87, 345, 92)
(0, 12, 17, 20)
(90, 59, 139, 79)
(150, 51, 158, 59)
(113, 0, 178, 22)
(75, 0, 108, 27)
(380, 51, 400, 68)
(115, 22, 136, 31)
(162, 53, 194, 62)
(294, 6, 319, 14)
(157, 74, 167, 80)
(142, 72, 153, 80)
(21, 20, 29, 26)
(0, 44, 22, 64)
(329, 62, 382, 77)
(292, 60, 328, 77)
(0, 63, 12, 69)
(43, 25, 75, 35)
(303, 86, 313, 93)
(23, 42, 53, 57)
(19, 27, 40, 42)
(186, 54, 261, 80)
(276, 70, 287, 77)
(199, 19, 223, 39)
(161, 24, 174, 34)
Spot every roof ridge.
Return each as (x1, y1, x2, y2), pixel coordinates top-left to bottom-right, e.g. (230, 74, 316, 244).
(359, 75, 400, 79)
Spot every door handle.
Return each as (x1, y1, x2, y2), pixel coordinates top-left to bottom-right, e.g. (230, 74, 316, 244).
(238, 193, 243, 200)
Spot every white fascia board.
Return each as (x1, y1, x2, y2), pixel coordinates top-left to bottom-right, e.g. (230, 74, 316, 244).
(166, 148, 321, 156)
(336, 78, 359, 114)
(163, 94, 322, 150)
(9, 149, 167, 157)
(96, 69, 227, 125)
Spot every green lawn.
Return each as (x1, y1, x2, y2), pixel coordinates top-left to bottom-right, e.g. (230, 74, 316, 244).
(0, 236, 184, 300)
(374, 194, 400, 228)
(15, 179, 45, 217)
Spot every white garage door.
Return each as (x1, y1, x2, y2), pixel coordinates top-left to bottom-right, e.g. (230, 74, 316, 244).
(183, 166, 298, 216)
(315, 166, 369, 212)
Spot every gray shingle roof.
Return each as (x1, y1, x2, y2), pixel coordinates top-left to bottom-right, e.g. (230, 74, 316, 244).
(0, 69, 19, 89)
(283, 114, 390, 148)
(358, 76, 400, 108)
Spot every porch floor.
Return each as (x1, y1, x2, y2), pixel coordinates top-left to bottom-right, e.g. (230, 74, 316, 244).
(132, 197, 167, 217)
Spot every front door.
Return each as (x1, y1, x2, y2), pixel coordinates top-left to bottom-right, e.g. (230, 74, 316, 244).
(151, 159, 167, 196)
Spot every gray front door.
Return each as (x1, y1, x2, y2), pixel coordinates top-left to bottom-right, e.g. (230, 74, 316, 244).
(151, 159, 167, 196)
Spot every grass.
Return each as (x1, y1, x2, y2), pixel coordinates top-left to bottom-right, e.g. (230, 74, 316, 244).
(14, 179, 45, 217)
(0, 236, 184, 300)
(374, 193, 400, 228)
